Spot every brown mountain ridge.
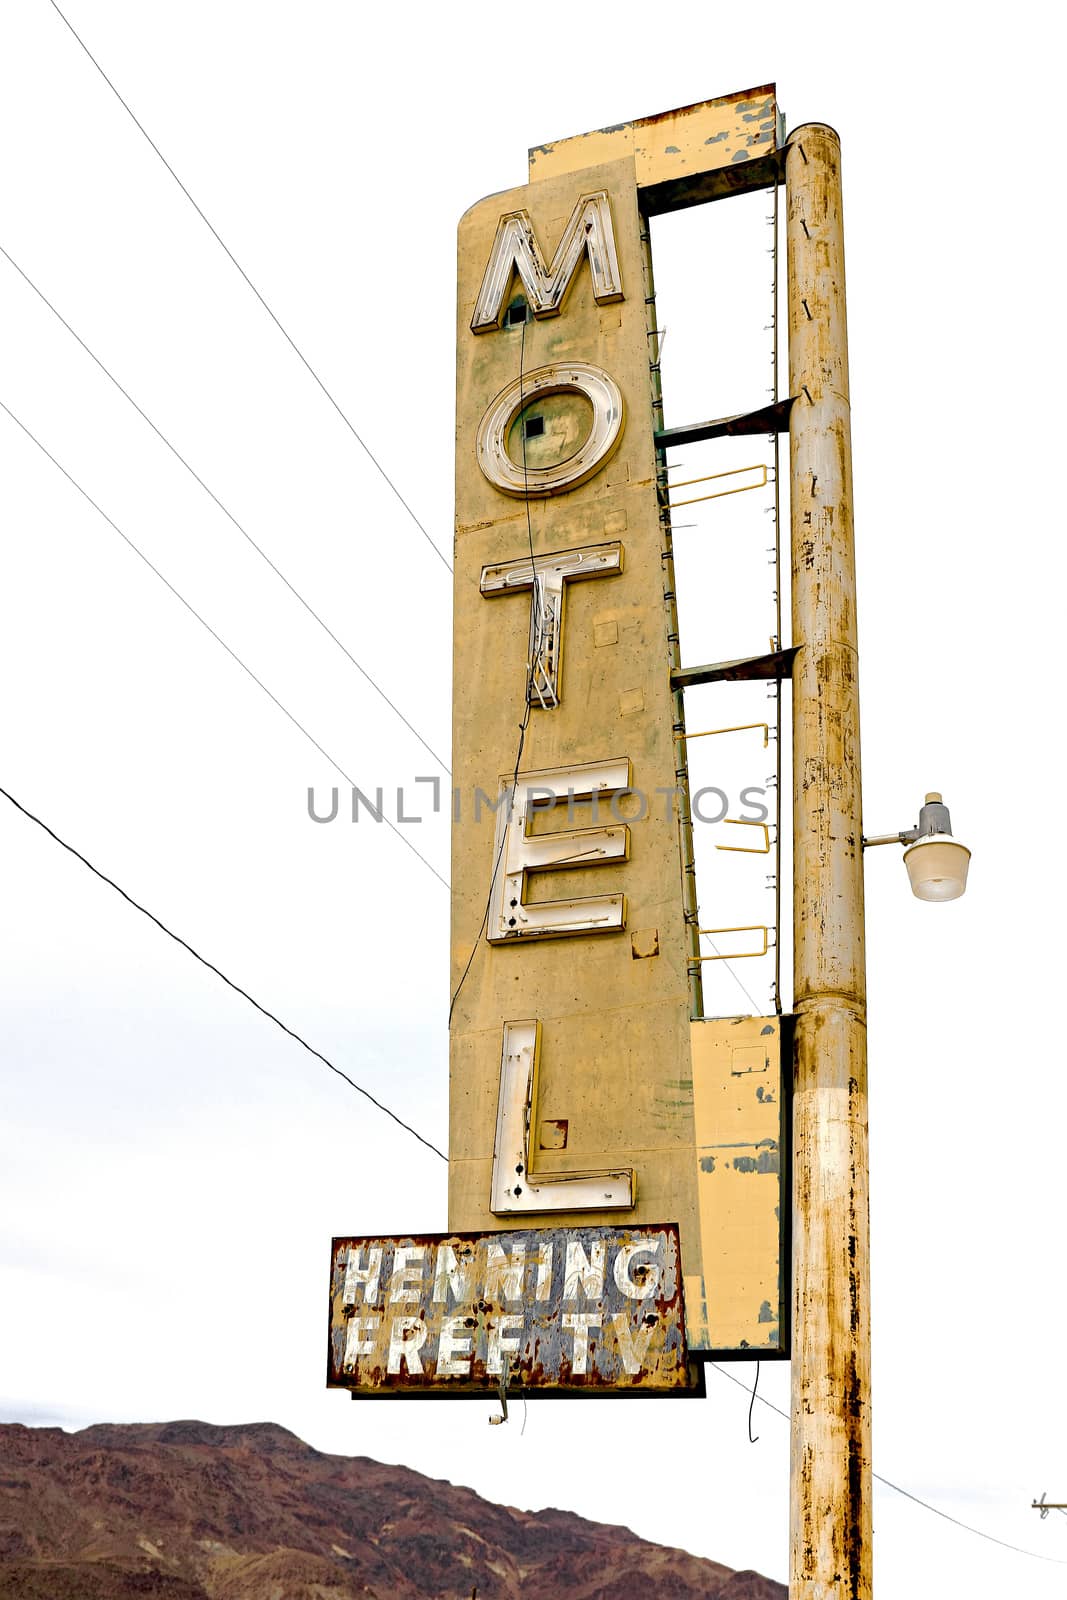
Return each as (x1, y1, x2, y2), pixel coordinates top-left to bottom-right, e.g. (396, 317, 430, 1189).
(0, 1418, 784, 1599)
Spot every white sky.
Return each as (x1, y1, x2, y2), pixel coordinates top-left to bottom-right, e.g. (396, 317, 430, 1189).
(1, 2, 1064, 1594)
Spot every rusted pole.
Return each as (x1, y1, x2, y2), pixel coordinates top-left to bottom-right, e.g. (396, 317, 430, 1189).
(786, 124, 872, 1599)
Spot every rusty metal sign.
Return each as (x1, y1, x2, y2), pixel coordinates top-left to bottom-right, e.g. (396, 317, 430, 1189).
(327, 1224, 702, 1398)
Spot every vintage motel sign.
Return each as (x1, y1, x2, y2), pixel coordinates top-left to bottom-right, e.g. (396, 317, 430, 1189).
(331, 86, 789, 1401)
(448, 87, 787, 1366)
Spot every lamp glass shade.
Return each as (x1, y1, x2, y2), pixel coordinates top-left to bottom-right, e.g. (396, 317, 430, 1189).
(903, 835, 971, 901)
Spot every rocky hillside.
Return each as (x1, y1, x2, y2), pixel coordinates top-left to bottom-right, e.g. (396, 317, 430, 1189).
(0, 1418, 785, 1598)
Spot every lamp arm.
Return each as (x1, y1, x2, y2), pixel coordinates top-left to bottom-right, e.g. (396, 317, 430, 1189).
(862, 828, 919, 849)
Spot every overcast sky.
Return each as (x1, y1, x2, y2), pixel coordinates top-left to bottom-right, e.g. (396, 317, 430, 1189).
(1, 2, 1064, 1595)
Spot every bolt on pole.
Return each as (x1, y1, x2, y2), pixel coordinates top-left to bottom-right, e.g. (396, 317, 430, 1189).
(786, 122, 873, 1599)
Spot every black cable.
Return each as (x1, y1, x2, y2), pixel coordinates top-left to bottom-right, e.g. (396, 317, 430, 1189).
(0, 397, 448, 893)
(448, 315, 538, 1025)
(46, 0, 453, 578)
(710, 1364, 1067, 1566)
(0, 782, 448, 1164)
(0, 243, 450, 777)
(747, 1359, 760, 1443)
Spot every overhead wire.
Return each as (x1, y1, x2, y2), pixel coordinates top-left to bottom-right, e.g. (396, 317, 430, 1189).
(46, 0, 453, 577)
(0, 782, 448, 1164)
(710, 1364, 1067, 1567)
(0, 397, 448, 892)
(0, 243, 450, 778)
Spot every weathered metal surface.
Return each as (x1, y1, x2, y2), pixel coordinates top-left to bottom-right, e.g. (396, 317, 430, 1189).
(527, 86, 780, 213)
(686, 1016, 789, 1354)
(451, 146, 703, 1308)
(787, 125, 872, 1598)
(450, 92, 790, 1366)
(327, 1225, 698, 1396)
(451, 93, 793, 1356)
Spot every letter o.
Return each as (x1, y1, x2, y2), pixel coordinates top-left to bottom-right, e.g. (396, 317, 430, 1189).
(476, 361, 624, 497)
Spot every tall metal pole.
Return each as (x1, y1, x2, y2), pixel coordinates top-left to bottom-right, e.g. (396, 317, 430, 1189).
(786, 124, 872, 1599)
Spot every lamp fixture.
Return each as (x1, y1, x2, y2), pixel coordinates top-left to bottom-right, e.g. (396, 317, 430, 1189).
(863, 792, 971, 901)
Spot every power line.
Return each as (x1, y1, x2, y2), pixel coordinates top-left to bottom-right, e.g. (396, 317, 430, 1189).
(0, 782, 448, 1164)
(46, 0, 453, 578)
(0, 241, 449, 778)
(710, 1364, 1067, 1567)
(0, 396, 448, 892)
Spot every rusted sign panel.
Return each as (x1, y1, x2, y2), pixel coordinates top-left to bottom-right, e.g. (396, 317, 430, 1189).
(327, 1225, 700, 1397)
(527, 84, 781, 210)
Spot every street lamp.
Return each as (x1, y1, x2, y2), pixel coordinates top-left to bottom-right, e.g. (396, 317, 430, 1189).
(864, 791, 971, 901)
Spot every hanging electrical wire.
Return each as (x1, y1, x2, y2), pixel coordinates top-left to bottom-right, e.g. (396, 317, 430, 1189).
(0, 396, 448, 892)
(46, 0, 453, 577)
(0, 781, 448, 1163)
(710, 1365, 1067, 1567)
(0, 242, 449, 777)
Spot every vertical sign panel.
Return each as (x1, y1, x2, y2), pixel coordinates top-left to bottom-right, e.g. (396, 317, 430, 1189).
(688, 1016, 788, 1352)
(450, 154, 703, 1284)
(448, 87, 787, 1361)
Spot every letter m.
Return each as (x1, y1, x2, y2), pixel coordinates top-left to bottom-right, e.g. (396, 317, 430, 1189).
(470, 191, 623, 333)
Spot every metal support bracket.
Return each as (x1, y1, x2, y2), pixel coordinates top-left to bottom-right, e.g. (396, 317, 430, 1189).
(716, 819, 772, 855)
(654, 396, 795, 452)
(695, 926, 772, 961)
(678, 721, 770, 747)
(671, 646, 798, 691)
(661, 462, 768, 509)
